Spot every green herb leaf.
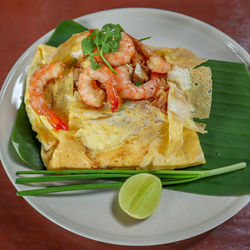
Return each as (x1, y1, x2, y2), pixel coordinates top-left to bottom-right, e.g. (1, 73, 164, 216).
(108, 40, 120, 52)
(102, 43, 111, 54)
(81, 23, 122, 73)
(136, 81, 143, 86)
(102, 23, 122, 41)
(81, 37, 95, 56)
(88, 29, 99, 40)
(94, 30, 104, 46)
(90, 57, 101, 70)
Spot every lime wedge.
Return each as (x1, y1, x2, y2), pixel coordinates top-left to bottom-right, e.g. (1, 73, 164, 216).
(118, 173, 162, 219)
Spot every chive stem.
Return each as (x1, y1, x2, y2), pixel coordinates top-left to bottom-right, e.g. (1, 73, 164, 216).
(16, 173, 132, 184)
(16, 162, 246, 176)
(16, 162, 246, 196)
(161, 176, 200, 185)
(17, 182, 123, 196)
(199, 162, 246, 178)
(139, 36, 151, 41)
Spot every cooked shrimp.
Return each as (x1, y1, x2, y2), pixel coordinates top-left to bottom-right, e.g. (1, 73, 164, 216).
(94, 32, 135, 66)
(78, 69, 106, 108)
(78, 64, 120, 112)
(130, 36, 171, 73)
(147, 55, 171, 74)
(114, 66, 160, 99)
(29, 62, 68, 131)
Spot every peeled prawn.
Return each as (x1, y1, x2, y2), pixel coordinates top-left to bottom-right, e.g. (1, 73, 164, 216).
(78, 64, 120, 112)
(94, 32, 135, 67)
(29, 62, 68, 131)
(78, 69, 106, 108)
(114, 66, 160, 99)
(130, 36, 171, 73)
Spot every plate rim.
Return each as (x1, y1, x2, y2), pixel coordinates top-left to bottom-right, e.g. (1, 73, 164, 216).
(0, 7, 249, 246)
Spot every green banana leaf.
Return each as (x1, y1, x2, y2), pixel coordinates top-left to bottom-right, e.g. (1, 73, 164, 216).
(11, 99, 44, 170)
(46, 20, 88, 47)
(11, 20, 250, 195)
(167, 60, 250, 195)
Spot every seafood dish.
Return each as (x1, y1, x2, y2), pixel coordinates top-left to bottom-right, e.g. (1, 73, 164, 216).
(25, 24, 212, 170)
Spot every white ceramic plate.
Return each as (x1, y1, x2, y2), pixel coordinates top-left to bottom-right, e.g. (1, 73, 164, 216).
(0, 8, 249, 246)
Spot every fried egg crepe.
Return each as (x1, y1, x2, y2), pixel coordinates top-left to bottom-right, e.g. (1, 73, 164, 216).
(25, 32, 212, 170)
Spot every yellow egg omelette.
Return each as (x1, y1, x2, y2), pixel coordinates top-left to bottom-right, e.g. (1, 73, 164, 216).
(25, 28, 212, 170)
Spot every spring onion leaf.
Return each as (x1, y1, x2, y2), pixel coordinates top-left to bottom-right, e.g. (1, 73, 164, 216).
(17, 182, 123, 196)
(16, 173, 132, 184)
(16, 162, 246, 196)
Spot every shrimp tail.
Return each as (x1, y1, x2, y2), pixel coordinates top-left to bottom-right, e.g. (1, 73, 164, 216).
(129, 35, 153, 58)
(105, 83, 120, 112)
(45, 109, 68, 131)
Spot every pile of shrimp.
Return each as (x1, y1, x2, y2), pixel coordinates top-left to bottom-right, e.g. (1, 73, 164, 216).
(29, 31, 171, 131)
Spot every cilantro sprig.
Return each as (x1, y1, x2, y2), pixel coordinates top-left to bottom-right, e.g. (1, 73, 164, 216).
(81, 23, 123, 74)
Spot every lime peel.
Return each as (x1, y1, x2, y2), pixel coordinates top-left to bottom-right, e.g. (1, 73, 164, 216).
(118, 173, 162, 219)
